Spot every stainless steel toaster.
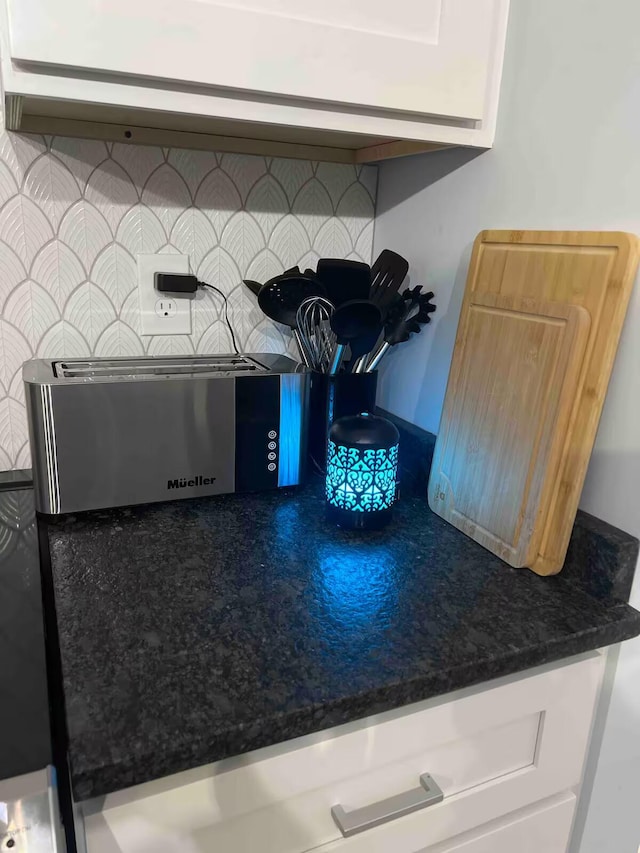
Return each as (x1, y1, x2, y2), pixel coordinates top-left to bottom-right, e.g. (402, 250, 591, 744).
(24, 354, 310, 515)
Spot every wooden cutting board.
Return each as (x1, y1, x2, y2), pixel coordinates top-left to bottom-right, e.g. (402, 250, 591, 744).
(428, 230, 640, 575)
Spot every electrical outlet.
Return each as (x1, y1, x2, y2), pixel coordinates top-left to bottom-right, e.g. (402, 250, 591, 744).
(137, 254, 191, 335)
(155, 298, 178, 318)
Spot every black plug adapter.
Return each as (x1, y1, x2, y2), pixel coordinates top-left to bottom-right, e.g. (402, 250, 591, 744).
(155, 272, 199, 294)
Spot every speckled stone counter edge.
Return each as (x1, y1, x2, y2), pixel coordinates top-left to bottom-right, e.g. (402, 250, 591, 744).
(69, 606, 640, 801)
(380, 408, 639, 604)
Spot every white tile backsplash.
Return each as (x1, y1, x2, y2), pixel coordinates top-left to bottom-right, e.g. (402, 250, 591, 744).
(0, 132, 376, 469)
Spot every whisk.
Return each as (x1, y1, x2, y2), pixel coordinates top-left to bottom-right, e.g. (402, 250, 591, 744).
(296, 296, 336, 372)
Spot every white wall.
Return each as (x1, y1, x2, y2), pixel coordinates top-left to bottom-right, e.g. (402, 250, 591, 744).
(374, 1, 640, 851)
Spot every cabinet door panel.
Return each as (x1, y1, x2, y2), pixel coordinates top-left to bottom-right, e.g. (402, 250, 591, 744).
(421, 792, 576, 853)
(314, 792, 576, 853)
(8, 0, 499, 120)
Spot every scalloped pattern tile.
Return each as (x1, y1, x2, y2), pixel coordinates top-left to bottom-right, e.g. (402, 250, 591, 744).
(0, 133, 376, 468)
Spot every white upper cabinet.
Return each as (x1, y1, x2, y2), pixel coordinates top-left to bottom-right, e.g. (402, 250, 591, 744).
(8, 0, 494, 121)
(1, 0, 510, 163)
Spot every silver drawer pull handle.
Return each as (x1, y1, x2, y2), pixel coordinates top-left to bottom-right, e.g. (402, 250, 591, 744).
(331, 773, 444, 838)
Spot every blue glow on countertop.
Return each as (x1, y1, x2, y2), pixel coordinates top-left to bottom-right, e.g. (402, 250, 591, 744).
(313, 542, 399, 632)
(272, 500, 302, 539)
(272, 497, 400, 645)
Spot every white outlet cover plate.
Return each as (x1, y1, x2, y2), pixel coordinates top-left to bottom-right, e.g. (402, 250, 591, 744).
(137, 253, 192, 335)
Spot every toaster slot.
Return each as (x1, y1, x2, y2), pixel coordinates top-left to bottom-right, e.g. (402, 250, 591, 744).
(53, 356, 265, 379)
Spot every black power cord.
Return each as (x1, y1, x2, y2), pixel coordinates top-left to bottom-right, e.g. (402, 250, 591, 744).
(198, 281, 240, 354)
(155, 271, 240, 354)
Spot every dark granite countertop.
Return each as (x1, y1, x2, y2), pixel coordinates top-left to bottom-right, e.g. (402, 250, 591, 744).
(0, 481, 51, 782)
(41, 417, 640, 802)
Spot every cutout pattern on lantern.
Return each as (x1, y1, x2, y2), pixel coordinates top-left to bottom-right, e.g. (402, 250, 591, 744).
(326, 440, 399, 512)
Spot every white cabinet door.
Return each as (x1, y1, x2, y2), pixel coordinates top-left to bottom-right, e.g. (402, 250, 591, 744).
(421, 792, 576, 853)
(314, 792, 576, 853)
(7, 0, 501, 121)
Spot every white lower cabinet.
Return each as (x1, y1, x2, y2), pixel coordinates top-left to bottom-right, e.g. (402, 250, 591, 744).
(82, 653, 603, 853)
(421, 793, 576, 853)
(312, 792, 576, 853)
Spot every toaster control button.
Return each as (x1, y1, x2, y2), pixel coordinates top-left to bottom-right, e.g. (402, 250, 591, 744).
(268, 462, 277, 472)
(268, 430, 277, 439)
(268, 451, 277, 461)
(268, 440, 277, 450)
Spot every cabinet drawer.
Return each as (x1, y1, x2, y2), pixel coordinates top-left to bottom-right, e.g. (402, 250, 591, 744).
(83, 654, 602, 853)
(427, 793, 576, 853)
(317, 792, 576, 853)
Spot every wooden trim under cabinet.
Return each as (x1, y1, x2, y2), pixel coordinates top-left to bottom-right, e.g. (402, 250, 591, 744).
(9, 97, 450, 164)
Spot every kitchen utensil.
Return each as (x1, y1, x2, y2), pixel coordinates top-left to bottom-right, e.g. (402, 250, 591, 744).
(256, 268, 326, 365)
(256, 268, 325, 326)
(428, 229, 640, 576)
(429, 295, 589, 569)
(326, 412, 399, 530)
(316, 259, 371, 308)
(296, 296, 335, 373)
(365, 287, 436, 372)
(242, 279, 262, 297)
(246, 276, 316, 365)
(369, 249, 410, 317)
(346, 324, 384, 372)
(352, 291, 405, 373)
(329, 300, 382, 375)
(346, 292, 398, 371)
(24, 354, 310, 514)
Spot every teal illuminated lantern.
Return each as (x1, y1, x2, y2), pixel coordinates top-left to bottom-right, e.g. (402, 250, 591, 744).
(325, 413, 399, 529)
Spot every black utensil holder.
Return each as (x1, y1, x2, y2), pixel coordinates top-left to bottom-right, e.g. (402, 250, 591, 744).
(308, 371, 378, 471)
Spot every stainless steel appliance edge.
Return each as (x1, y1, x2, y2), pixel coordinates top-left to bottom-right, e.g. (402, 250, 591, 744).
(24, 354, 309, 515)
